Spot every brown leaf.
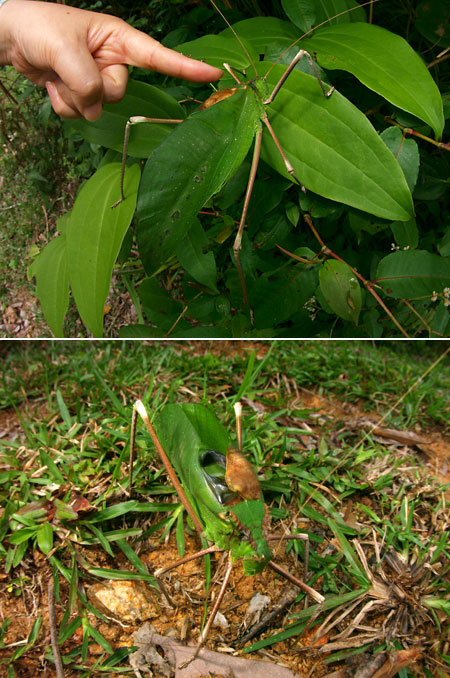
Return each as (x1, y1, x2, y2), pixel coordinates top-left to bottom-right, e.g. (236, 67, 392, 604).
(131, 624, 304, 678)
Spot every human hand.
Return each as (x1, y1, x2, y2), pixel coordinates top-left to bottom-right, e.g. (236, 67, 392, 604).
(0, 0, 223, 120)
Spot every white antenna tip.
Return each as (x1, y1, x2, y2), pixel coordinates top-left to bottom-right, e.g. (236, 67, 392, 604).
(134, 400, 148, 420)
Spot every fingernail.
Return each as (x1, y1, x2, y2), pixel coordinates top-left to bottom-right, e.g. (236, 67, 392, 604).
(82, 103, 103, 121)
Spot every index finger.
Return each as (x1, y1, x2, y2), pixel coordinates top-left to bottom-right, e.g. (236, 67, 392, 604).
(116, 25, 223, 82)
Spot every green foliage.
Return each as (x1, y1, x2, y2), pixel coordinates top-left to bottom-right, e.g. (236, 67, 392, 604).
(30, 0, 449, 337)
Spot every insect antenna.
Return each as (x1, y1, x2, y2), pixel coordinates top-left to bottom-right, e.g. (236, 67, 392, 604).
(234, 401, 243, 452)
(264, 0, 381, 80)
(209, 0, 258, 77)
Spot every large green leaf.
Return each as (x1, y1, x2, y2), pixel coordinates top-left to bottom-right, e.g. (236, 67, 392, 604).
(28, 231, 69, 338)
(261, 63, 414, 221)
(67, 163, 140, 337)
(136, 87, 261, 274)
(282, 0, 366, 31)
(306, 23, 444, 139)
(219, 17, 298, 55)
(175, 34, 258, 71)
(313, 0, 366, 25)
(376, 251, 450, 298)
(67, 80, 185, 158)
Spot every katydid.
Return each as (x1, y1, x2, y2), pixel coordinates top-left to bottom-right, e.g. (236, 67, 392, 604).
(112, 14, 334, 318)
(131, 399, 323, 666)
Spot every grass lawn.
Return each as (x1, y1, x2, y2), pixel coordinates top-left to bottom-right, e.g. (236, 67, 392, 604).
(0, 339, 449, 677)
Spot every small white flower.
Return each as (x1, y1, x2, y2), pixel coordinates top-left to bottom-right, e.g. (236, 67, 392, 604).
(431, 291, 438, 302)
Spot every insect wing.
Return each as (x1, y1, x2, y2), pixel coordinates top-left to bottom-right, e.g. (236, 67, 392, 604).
(155, 404, 233, 543)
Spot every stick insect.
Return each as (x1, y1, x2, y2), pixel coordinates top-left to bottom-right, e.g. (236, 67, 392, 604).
(130, 399, 323, 667)
(112, 1, 338, 318)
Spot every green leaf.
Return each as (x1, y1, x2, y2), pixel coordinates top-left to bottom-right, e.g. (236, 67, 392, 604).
(415, 0, 450, 49)
(306, 23, 444, 138)
(281, 0, 317, 32)
(381, 127, 420, 191)
(175, 219, 218, 293)
(56, 389, 72, 428)
(67, 80, 185, 158)
(36, 522, 53, 554)
(139, 278, 184, 332)
(252, 269, 318, 328)
(280, 0, 367, 34)
(175, 34, 258, 71)
(438, 229, 450, 257)
(376, 251, 450, 298)
(219, 18, 298, 55)
(319, 259, 362, 323)
(261, 64, 414, 221)
(28, 234, 69, 338)
(390, 219, 419, 250)
(303, 0, 366, 29)
(136, 87, 260, 273)
(8, 527, 36, 544)
(67, 163, 140, 337)
(91, 501, 141, 523)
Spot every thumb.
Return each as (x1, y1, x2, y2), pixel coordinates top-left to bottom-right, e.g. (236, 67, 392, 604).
(52, 42, 105, 120)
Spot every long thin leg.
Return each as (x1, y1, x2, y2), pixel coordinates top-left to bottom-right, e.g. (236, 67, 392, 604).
(268, 560, 324, 604)
(179, 553, 234, 669)
(154, 545, 224, 578)
(234, 401, 243, 452)
(111, 116, 182, 208)
(128, 402, 138, 495)
(233, 128, 262, 320)
(262, 112, 307, 192)
(264, 49, 334, 106)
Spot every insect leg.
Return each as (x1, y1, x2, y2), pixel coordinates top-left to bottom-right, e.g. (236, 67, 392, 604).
(268, 560, 324, 604)
(234, 401, 243, 452)
(128, 401, 138, 495)
(233, 128, 263, 322)
(111, 116, 182, 208)
(179, 553, 234, 669)
(262, 113, 307, 193)
(264, 49, 334, 106)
